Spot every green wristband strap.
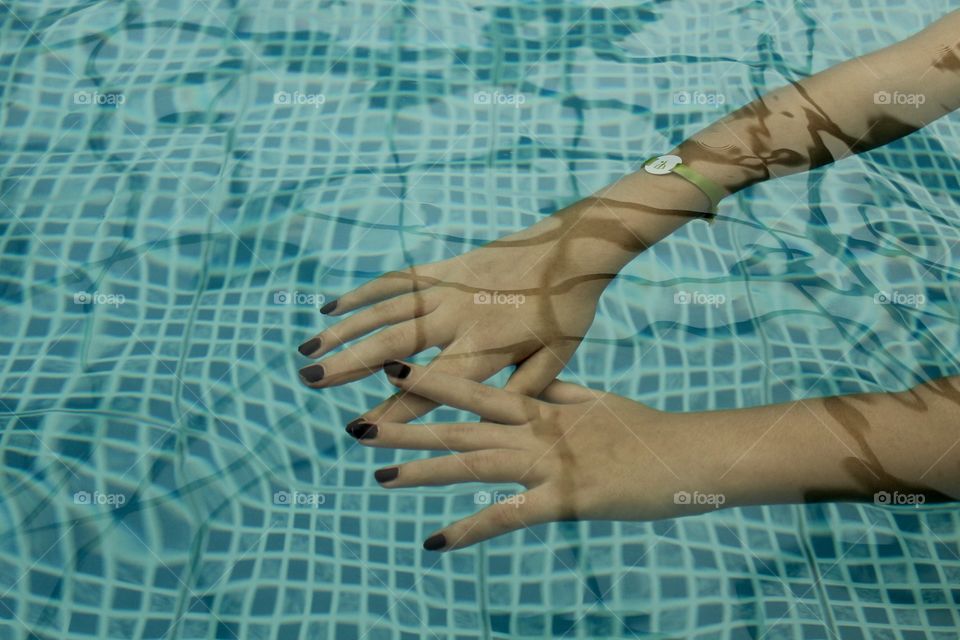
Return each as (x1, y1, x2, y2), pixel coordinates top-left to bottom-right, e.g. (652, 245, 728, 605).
(643, 155, 725, 219)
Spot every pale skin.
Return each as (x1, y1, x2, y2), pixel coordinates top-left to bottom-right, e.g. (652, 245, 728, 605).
(299, 10, 960, 425)
(361, 361, 960, 551)
(301, 13, 960, 549)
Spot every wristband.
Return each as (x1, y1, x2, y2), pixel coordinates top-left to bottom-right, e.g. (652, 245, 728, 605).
(643, 154, 724, 218)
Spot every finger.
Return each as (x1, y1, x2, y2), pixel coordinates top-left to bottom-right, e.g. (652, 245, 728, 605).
(353, 391, 435, 425)
(539, 379, 601, 404)
(325, 266, 438, 317)
(422, 486, 557, 551)
(375, 449, 535, 488)
(503, 344, 574, 396)
(383, 361, 532, 424)
(358, 344, 517, 424)
(347, 421, 522, 451)
(299, 292, 438, 358)
(299, 317, 450, 388)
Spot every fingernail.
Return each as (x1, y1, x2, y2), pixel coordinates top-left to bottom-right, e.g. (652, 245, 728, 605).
(299, 364, 325, 383)
(346, 422, 377, 440)
(319, 299, 338, 315)
(382, 361, 410, 379)
(423, 533, 446, 551)
(298, 337, 322, 356)
(374, 467, 398, 483)
(346, 418, 365, 429)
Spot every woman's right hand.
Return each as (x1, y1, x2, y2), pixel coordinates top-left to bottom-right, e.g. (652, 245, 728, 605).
(296, 200, 631, 423)
(297, 168, 715, 424)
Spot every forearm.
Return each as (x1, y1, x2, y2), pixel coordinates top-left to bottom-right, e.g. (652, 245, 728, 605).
(676, 9, 960, 196)
(560, 10, 960, 264)
(706, 377, 960, 508)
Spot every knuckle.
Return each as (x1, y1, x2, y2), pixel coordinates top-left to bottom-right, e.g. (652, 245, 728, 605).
(445, 424, 473, 445)
(463, 449, 496, 474)
(538, 401, 562, 422)
(532, 402, 561, 428)
(381, 291, 429, 318)
(406, 265, 439, 289)
(381, 269, 406, 282)
(549, 487, 579, 520)
(410, 291, 435, 316)
(513, 422, 539, 449)
(383, 269, 417, 290)
(374, 297, 399, 317)
(528, 406, 565, 443)
(467, 384, 491, 409)
(486, 504, 518, 531)
(509, 378, 540, 397)
(381, 324, 412, 350)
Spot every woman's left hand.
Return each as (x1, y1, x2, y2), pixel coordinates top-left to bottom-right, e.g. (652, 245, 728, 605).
(345, 361, 729, 551)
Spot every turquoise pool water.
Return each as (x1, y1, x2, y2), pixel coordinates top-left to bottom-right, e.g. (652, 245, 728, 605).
(2, 0, 960, 638)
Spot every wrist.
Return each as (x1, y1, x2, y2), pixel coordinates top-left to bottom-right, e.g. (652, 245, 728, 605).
(672, 139, 757, 197)
(553, 169, 715, 267)
(704, 401, 883, 508)
(524, 155, 728, 277)
(602, 164, 715, 217)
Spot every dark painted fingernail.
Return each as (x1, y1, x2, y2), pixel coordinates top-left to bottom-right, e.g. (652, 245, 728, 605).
(382, 361, 410, 379)
(346, 418, 365, 429)
(319, 299, 338, 314)
(346, 422, 377, 440)
(374, 467, 398, 483)
(423, 534, 446, 551)
(298, 337, 322, 356)
(299, 364, 324, 383)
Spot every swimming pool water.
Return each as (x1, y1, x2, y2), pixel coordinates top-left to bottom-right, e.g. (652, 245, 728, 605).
(2, 0, 960, 638)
